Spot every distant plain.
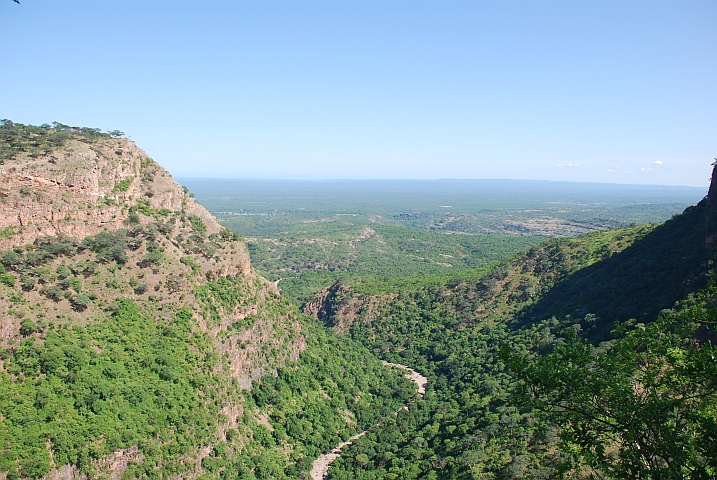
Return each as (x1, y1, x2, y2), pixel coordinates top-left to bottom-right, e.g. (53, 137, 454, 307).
(182, 178, 705, 302)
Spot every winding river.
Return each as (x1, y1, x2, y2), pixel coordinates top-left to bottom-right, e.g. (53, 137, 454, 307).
(310, 362, 428, 480)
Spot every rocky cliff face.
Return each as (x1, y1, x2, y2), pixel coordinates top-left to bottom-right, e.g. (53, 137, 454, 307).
(0, 132, 309, 478)
(0, 133, 311, 378)
(0, 137, 220, 251)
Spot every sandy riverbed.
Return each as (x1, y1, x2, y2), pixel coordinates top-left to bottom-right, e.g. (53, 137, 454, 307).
(310, 362, 427, 480)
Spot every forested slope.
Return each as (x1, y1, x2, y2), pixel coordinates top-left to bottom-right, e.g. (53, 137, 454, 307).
(0, 121, 414, 479)
(305, 169, 717, 478)
(519, 201, 712, 335)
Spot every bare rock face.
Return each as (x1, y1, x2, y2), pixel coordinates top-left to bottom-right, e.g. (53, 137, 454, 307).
(304, 282, 396, 334)
(0, 137, 221, 249)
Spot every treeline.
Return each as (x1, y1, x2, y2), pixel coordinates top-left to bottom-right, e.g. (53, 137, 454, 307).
(0, 120, 125, 163)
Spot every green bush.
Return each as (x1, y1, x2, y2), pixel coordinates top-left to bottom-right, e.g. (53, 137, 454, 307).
(71, 294, 91, 311)
(139, 251, 163, 268)
(20, 276, 36, 291)
(0, 226, 21, 239)
(112, 178, 133, 193)
(1, 251, 22, 268)
(41, 285, 64, 302)
(127, 211, 140, 225)
(19, 319, 37, 336)
(0, 300, 222, 479)
(0, 273, 15, 287)
(189, 215, 207, 236)
(55, 265, 71, 279)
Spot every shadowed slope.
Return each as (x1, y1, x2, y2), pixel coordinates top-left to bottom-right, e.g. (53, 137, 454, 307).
(518, 197, 715, 338)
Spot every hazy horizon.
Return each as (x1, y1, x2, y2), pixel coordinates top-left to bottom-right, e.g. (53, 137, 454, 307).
(177, 176, 710, 190)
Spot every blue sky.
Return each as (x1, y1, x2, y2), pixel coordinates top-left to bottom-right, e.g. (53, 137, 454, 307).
(1, 1, 715, 186)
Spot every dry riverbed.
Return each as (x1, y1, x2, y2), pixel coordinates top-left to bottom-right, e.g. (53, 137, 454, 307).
(310, 362, 428, 480)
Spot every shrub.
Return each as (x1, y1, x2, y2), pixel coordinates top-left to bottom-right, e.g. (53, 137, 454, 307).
(19, 319, 37, 336)
(165, 275, 184, 293)
(138, 251, 163, 268)
(127, 212, 140, 225)
(72, 294, 91, 311)
(1, 251, 23, 267)
(189, 215, 207, 236)
(40, 241, 76, 257)
(100, 196, 118, 206)
(20, 275, 36, 291)
(112, 178, 133, 192)
(0, 273, 15, 287)
(25, 250, 51, 266)
(67, 276, 82, 292)
(81, 261, 99, 276)
(42, 285, 64, 302)
(56, 265, 71, 279)
(156, 221, 173, 237)
(110, 245, 128, 264)
(35, 267, 55, 284)
(20, 458, 51, 479)
(0, 225, 21, 238)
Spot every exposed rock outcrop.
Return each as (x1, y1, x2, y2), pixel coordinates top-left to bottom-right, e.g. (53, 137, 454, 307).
(0, 138, 221, 250)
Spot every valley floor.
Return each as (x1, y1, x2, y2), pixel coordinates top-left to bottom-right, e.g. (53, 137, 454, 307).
(311, 362, 428, 480)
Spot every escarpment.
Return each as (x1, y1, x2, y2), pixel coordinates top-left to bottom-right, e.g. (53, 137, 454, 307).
(0, 126, 311, 478)
(0, 133, 307, 375)
(0, 137, 220, 251)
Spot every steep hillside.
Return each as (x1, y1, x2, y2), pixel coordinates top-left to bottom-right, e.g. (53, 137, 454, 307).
(0, 122, 414, 480)
(304, 167, 717, 478)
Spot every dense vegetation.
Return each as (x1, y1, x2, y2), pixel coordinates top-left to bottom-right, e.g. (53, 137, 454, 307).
(0, 293, 414, 479)
(244, 221, 539, 303)
(519, 203, 713, 333)
(0, 122, 419, 479)
(0, 301, 221, 478)
(249, 325, 416, 477)
(311, 197, 717, 479)
(510, 287, 717, 478)
(0, 238, 415, 479)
